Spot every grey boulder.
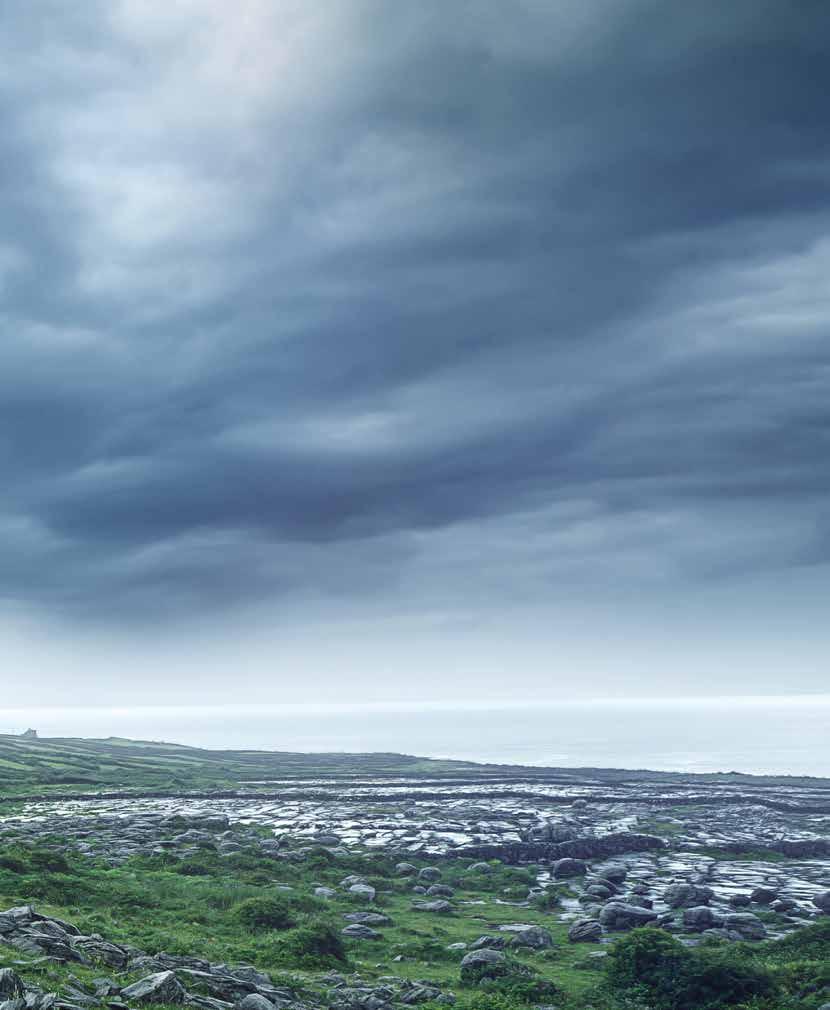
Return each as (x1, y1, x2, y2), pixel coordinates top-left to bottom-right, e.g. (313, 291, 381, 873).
(341, 924, 380, 940)
(412, 900, 453, 914)
(460, 949, 507, 979)
(510, 926, 553, 949)
(813, 890, 830, 913)
(683, 906, 721, 931)
(552, 858, 587, 879)
(664, 883, 714, 908)
(348, 883, 376, 902)
(724, 913, 767, 940)
(236, 997, 276, 1010)
(568, 919, 602, 943)
(121, 971, 185, 1005)
(599, 902, 658, 930)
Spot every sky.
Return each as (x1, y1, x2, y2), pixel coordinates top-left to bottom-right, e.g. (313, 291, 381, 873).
(1, 1, 829, 712)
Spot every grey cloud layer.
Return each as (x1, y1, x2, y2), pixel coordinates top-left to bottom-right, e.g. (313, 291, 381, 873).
(1, 0, 829, 620)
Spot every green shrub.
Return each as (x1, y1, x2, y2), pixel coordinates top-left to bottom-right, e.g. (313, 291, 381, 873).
(176, 859, 214, 876)
(234, 896, 296, 932)
(684, 946, 776, 1009)
(476, 976, 562, 1004)
(529, 889, 560, 911)
(606, 928, 777, 1010)
(275, 922, 347, 969)
(0, 852, 28, 873)
(0, 846, 72, 875)
(606, 927, 690, 1006)
(461, 956, 531, 985)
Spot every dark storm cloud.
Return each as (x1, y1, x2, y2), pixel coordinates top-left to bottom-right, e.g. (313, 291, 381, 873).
(1, 0, 829, 619)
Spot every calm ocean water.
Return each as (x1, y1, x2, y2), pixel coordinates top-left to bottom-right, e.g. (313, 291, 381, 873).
(2, 696, 829, 777)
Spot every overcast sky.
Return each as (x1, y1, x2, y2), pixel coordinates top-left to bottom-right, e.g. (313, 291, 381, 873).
(1, 1, 829, 709)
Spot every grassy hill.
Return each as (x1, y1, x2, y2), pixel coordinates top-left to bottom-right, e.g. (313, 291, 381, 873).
(1, 732, 828, 798)
(0, 733, 482, 795)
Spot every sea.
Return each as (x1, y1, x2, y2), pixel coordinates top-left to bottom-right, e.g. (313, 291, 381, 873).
(2, 695, 829, 777)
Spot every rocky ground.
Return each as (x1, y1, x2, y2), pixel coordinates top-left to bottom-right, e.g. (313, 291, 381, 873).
(0, 775, 828, 1010)
(5, 778, 829, 924)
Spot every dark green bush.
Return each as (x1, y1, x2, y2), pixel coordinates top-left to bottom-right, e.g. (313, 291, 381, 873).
(476, 976, 562, 1003)
(0, 846, 72, 875)
(529, 889, 560, 912)
(275, 922, 347, 969)
(461, 956, 532, 985)
(176, 859, 214, 876)
(606, 928, 777, 1010)
(606, 927, 690, 1003)
(234, 896, 296, 932)
(684, 946, 776, 1009)
(0, 852, 28, 873)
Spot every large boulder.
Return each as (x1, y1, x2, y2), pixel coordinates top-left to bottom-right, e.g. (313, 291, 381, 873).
(510, 926, 553, 949)
(343, 912, 392, 926)
(395, 862, 417, 877)
(568, 919, 602, 943)
(813, 890, 830, 913)
(412, 900, 453, 914)
(470, 935, 506, 950)
(348, 883, 376, 902)
(724, 913, 767, 940)
(174, 969, 256, 1002)
(310, 833, 341, 846)
(664, 883, 714, 908)
(339, 875, 365, 888)
(599, 902, 658, 930)
(594, 863, 627, 884)
(418, 867, 442, 882)
(683, 906, 721, 931)
(553, 858, 587, 879)
(426, 884, 455, 897)
(341, 924, 380, 940)
(460, 949, 507, 980)
(121, 971, 185, 1005)
(750, 887, 777, 905)
(71, 936, 130, 968)
(8, 929, 80, 961)
(0, 969, 23, 1000)
(729, 894, 752, 908)
(237, 996, 277, 1010)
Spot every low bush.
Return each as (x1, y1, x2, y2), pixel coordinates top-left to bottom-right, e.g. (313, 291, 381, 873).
(234, 896, 297, 932)
(274, 921, 347, 969)
(606, 928, 777, 1010)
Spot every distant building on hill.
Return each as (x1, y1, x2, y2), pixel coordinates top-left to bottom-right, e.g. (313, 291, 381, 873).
(20, 728, 38, 739)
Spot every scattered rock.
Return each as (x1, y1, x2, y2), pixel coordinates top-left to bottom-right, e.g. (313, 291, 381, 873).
(683, 906, 721, 931)
(121, 971, 186, 1005)
(552, 858, 587, 879)
(341, 924, 380, 940)
(459, 949, 507, 980)
(568, 919, 602, 943)
(412, 900, 453, 914)
(509, 926, 553, 949)
(664, 883, 714, 908)
(599, 902, 658, 930)
(813, 890, 830, 913)
(348, 883, 376, 902)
